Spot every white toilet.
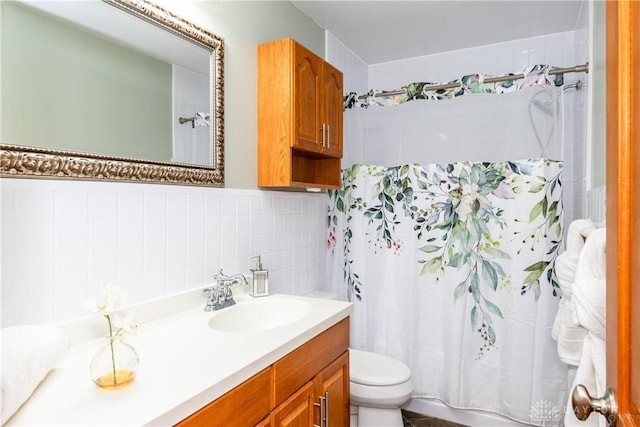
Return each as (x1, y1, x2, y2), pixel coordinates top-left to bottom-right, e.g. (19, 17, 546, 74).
(349, 348, 414, 427)
(306, 291, 414, 427)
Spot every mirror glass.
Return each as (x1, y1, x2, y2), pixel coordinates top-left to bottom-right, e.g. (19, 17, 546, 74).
(0, 0, 224, 186)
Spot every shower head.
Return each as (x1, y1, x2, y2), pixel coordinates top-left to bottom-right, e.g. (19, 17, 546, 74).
(531, 98, 554, 116)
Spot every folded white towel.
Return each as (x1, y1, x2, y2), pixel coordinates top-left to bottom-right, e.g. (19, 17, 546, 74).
(552, 219, 595, 365)
(1, 325, 68, 425)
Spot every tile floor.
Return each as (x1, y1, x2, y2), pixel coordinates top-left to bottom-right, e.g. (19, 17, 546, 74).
(402, 410, 468, 427)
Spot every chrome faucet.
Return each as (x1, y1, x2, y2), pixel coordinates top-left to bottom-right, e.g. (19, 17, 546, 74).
(202, 269, 248, 311)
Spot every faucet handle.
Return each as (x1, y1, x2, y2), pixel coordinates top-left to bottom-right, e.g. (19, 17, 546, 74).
(202, 287, 219, 311)
(213, 268, 227, 284)
(223, 282, 234, 299)
(203, 287, 218, 299)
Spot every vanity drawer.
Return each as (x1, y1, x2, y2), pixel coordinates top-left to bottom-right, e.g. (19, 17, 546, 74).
(271, 317, 349, 408)
(176, 367, 271, 427)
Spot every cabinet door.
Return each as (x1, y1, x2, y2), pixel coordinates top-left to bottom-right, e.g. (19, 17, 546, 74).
(315, 352, 350, 427)
(176, 368, 271, 427)
(322, 61, 343, 158)
(271, 381, 315, 427)
(294, 43, 323, 153)
(273, 318, 349, 407)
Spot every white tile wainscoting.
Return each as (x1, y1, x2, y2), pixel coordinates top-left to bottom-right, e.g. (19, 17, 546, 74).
(1, 178, 328, 327)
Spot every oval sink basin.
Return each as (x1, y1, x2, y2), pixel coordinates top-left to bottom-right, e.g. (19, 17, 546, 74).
(208, 297, 312, 332)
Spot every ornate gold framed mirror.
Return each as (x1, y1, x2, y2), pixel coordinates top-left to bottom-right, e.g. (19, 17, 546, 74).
(0, 0, 224, 186)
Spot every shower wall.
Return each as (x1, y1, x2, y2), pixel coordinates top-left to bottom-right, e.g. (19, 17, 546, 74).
(327, 24, 590, 223)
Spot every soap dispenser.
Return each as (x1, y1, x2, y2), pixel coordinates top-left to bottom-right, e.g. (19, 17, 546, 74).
(250, 256, 269, 297)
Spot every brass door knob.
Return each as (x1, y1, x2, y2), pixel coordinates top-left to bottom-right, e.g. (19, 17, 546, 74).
(571, 384, 617, 426)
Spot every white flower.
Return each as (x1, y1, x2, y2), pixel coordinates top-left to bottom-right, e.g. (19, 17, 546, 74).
(83, 283, 139, 340)
(111, 311, 139, 335)
(82, 283, 125, 315)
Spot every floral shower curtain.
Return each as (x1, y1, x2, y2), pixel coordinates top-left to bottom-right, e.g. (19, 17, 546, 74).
(327, 160, 569, 425)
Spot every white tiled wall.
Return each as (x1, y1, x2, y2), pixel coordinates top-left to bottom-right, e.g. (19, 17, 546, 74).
(325, 32, 368, 95)
(1, 178, 328, 326)
(566, 25, 590, 222)
(586, 185, 606, 227)
(367, 31, 585, 90)
(326, 32, 369, 169)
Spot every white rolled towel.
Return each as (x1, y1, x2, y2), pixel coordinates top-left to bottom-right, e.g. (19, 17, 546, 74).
(573, 228, 606, 341)
(1, 325, 68, 425)
(565, 228, 607, 427)
(552, 219, 595, 365)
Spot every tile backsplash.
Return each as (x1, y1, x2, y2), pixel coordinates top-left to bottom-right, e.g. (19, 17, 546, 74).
(1, 178, 328, 326)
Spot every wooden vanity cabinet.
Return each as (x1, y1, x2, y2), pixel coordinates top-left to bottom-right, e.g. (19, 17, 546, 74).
(258, 38, 344, 189)
(176, 318, 349, 427)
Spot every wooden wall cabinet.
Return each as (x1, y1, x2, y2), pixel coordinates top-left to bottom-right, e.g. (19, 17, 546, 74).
(258, 38, 344, 189)
(176, 318, 350, 427)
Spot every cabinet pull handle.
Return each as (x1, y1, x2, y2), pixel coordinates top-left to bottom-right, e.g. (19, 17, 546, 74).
(313, 400, 321, 427)
(313, 392, 329, 427)
(324, 391, 329, 427)
(326, 124, 330, 149)
(319, 124, 326, 148)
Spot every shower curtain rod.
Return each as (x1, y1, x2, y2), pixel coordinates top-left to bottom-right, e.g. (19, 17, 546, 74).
(357, 62, 589, 100)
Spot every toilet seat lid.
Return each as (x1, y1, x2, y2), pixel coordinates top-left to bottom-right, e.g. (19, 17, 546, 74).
(349, 349, 411, 386)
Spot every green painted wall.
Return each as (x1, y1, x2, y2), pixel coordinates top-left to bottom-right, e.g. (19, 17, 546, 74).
(1, 2, 173, 162)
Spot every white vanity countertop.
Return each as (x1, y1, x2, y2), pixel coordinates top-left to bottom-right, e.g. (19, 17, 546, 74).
(7, 292, 352, 426)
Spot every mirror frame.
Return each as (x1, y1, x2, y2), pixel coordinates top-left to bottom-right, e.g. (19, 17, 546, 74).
(0, 0, 225, 186)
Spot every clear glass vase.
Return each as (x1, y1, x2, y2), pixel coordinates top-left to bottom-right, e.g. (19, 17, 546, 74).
(90, 335, 139, 390)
